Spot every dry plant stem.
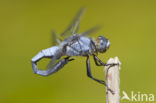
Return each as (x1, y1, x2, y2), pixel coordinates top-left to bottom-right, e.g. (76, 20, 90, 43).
(105, 57, 121, 103)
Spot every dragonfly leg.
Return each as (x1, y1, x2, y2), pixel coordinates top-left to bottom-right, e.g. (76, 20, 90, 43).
(93, 55, 103, 66)
(93, 55, 107, 66)
(86, 55, 114, 94)
(86, 56, 106, 85)
(93, 55, 119, 67)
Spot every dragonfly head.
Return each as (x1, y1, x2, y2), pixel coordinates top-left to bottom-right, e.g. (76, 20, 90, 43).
(95, 36, 110, 53)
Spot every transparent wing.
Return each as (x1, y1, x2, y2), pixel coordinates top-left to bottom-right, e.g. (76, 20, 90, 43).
(80, 25, 101, 36)
(46, 56, 57, 70)
(52, 31, 62, 46)
(61, 7, 85, 39)
(46, 56, 64, 70)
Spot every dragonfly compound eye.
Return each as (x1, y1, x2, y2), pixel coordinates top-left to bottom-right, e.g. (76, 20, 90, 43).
(96, 36, 110, 53)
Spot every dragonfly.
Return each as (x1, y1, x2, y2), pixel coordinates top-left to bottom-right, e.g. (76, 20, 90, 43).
(31, 8, 115, 94)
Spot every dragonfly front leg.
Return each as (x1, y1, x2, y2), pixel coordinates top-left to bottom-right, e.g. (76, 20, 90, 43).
(93, 56, 103, 66)
(93, 55, 119, 67)
(93, 55, 106, 66)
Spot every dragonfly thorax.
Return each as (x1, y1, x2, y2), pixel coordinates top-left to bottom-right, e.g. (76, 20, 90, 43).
(64, 35, 96, 56)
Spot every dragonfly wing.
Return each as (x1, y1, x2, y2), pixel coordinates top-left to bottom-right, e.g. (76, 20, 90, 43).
(61, 8, 85, 39)
(80, 25, 101, 36)
(52, 31, 62, 46)
(46, 56, 56, 70)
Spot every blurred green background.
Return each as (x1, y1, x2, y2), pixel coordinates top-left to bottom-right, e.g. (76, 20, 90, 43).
(0, 0, 156, 103)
